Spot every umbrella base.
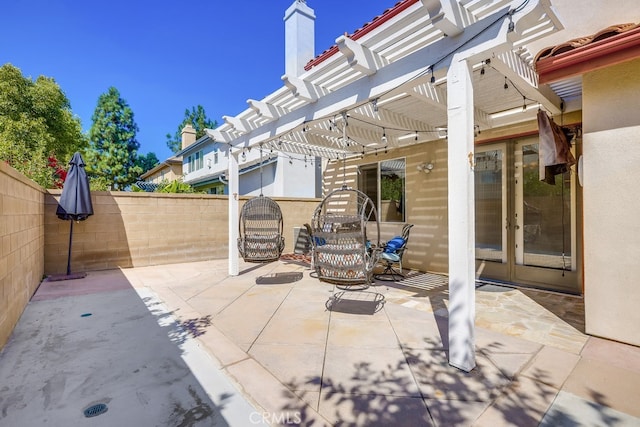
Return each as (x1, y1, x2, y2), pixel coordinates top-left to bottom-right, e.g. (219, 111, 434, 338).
(47, 272, 87, 282)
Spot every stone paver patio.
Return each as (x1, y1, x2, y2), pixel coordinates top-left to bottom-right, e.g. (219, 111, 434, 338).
(1, 258, 640, 426)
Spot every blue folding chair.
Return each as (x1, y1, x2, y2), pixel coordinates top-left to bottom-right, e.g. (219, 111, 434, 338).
(375, 224, 413, 281)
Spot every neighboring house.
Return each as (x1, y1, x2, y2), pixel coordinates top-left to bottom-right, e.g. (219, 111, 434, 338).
(175, 126, 228, 195)
(138, 125, 193, 191)
(175, 125, 322, 197)
(139, 156, 183, 189)
(207, 0, 640, 366)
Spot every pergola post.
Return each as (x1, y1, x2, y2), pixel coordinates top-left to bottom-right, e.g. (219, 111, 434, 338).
(447, 55, 476, 372)
(228, 151, 240, 276)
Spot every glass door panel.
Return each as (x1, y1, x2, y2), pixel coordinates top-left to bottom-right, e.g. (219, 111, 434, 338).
(518, 143, 573, 270)
(475, 139, 580, 293)
(475, 148, 506, 263)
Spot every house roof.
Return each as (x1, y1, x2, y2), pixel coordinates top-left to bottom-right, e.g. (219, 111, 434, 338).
(140, 156, 182, 180)
(187, 157, 278, 187)
(535, 22, 640, 84)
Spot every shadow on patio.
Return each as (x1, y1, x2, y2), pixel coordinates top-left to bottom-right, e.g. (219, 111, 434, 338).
(3, 259, 639, 426)
(0, 268, 262, 426)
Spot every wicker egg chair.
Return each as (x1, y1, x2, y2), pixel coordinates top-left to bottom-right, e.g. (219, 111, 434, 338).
(309, 185, 380, 288)
(238, 195, 285, 263)
(237, 147, 285, 263)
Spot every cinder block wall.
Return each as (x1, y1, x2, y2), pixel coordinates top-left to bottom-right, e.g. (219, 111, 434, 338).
(0, 163, 45, 349)
(44, 191, 319, 275)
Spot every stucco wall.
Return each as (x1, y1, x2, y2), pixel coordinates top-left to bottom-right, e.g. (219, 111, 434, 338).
(0, 163, 45, 350)
(322, 140, 450, 274)
(44, 191, 319, 275)
(143, 163, 183, 184)
(582, 58, 640, 346)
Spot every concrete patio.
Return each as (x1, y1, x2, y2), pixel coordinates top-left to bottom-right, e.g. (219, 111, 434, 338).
(1, 258, 639, 426)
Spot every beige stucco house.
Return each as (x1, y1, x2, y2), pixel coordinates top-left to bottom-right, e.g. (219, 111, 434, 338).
(139, 157, 183, 186)
(139, 124, 197, 189)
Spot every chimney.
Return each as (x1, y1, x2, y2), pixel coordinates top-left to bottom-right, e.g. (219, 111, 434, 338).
(181, 124, 196, 150)
(284, 0, 315, 77)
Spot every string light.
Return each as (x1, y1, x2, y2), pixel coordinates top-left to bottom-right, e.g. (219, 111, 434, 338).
(245, 3, 531, 163)
(249, 24, 549, 163)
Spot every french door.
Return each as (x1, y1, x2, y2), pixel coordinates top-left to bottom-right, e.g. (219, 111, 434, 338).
(474, 137, 581, 294)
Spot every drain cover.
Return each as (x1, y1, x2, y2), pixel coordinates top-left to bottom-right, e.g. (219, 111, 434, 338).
(83, 403, 108, 418)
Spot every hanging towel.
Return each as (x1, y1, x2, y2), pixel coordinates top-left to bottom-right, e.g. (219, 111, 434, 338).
(537, 110, 576, 184)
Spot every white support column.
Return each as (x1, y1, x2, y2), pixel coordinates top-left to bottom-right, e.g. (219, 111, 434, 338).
(447, 55, 476, 372)
(228, 151, 240, 276)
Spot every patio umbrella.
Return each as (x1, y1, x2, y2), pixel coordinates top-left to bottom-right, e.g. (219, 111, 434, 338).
(55, 152, 94, 278)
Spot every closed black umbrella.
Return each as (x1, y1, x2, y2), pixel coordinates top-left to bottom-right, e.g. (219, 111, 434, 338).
(55, 152, 94, 278)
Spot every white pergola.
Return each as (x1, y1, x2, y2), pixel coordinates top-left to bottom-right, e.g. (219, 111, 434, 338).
(211, 0, 565, 372)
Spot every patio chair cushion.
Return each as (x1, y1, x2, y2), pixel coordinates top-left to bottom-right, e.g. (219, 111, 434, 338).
(380, 252, 401, 262)
(384, 237, 405, 253)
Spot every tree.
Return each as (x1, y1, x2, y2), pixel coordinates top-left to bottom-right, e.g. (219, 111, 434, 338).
(0, 63, 86, 187)
(85, 87, 142, 190)
(135, 152, 160, 175)
(166, 105, 217, 153)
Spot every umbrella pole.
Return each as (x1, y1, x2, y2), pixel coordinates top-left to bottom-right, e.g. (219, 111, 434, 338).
(66, 220, 74, 276)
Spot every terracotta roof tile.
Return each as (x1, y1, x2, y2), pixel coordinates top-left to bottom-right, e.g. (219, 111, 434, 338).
(304, 0, 418, 71)
(535, 23, 640, 63)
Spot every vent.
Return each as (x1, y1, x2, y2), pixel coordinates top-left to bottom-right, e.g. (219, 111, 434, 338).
(83, 403, 108, 418)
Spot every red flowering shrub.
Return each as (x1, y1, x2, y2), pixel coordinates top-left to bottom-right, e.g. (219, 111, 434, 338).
(48, 155, 68, 189)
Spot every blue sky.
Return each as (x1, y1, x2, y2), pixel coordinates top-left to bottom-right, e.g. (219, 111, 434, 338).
(1, 0, 394, 161)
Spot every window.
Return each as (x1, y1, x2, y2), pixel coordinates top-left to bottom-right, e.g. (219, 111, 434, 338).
(187, 150, 204, 173)
(214, 151, 219, 164)
(359, 158, 406, 222)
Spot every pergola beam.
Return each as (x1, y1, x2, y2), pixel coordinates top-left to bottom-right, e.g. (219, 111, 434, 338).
(205, 128, 234, 144)
(421, 0, 467, 36)
(491, 50, 562, 114)
(281, 74, 319, 102)
(247, 99, 280, 120)
(223, 115, 250, 134)
(336, 35, 382, 76)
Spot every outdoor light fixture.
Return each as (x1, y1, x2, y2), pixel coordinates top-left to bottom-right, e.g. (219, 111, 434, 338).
(417, 162, 435, 174)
